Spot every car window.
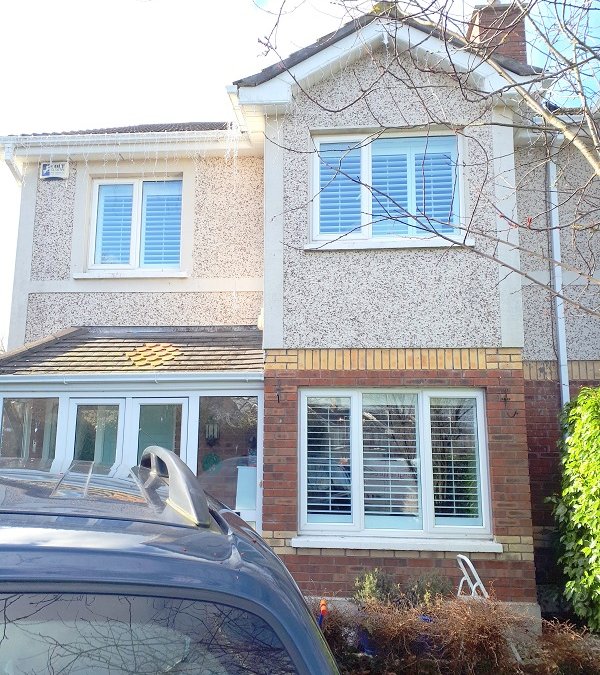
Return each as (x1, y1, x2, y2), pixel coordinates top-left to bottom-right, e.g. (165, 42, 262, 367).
(0, 592, 298, 674)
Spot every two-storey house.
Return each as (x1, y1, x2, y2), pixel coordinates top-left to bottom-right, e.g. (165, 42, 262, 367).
(1, 3, 598, 616)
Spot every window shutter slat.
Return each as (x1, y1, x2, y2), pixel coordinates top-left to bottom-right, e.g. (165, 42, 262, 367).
(306, 397, 352, 524)
(95, 184, 133, 264)
(430, 397, 482, 525)
(371, 140, 410, 236)
(414, 149, 457, 234)
(319, 143, 361, 236)
(141, 181, 182, 267)
(362, 394, 421, 529)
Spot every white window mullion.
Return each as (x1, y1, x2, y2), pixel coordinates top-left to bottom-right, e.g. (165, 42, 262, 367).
(299, 392, 309, 531)
(420, 392, 435, 535)
(360, 141, 372, 239)
(130, 181, 142, 268)
(476, 392, 491, 531)
(408, 145, 418, 236)
(353, 392, 365, 531)
(185, 394, 200, 475)
(51, 395, 71, 473)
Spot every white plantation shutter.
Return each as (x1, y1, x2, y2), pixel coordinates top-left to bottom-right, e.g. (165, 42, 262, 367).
(429, 397, 482, 526)
(362, 394, 421, 529)
(140, 180, 182, 267)
(94, 184, 133, 264)
(414, 139, 457, 234)
(318, 143, 362, 236)
(371, 140, 410, 236)
(306, 397, 352, 524)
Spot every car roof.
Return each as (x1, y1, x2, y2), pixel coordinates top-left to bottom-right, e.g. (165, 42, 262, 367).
(0, 464, 205, 528)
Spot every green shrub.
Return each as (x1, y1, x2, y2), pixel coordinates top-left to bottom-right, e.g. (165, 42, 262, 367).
(353, 568, 400, 605)
(552, 387, 600, 631)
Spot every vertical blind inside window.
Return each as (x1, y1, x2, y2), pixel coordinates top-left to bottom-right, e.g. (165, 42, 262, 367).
(362, 394, 421, 529)
(141, 181, 182, 267)
(306, 397, 352, 523)
(95, 184, 133, 264)
(318, 143, 362, 236)
(430, 397, 481, 525)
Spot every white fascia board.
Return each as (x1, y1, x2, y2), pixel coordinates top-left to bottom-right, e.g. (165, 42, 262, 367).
(0, 130, 253, 161)
(0, 372, 264, 387)
(236, 20, 535, 108)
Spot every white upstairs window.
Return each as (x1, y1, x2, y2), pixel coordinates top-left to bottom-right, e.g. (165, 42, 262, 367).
(313, 135, 461, 244)
(91, 179, 182, 269)
(299, 389, 490, 539)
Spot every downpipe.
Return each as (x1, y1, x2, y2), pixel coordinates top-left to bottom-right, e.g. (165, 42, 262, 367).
(547, 133, 570, 407)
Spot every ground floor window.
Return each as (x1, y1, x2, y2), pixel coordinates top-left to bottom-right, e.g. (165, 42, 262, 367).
(0, 398, 59, 468)
(0, 389, 262, 528)
(299, 389, 489, 538)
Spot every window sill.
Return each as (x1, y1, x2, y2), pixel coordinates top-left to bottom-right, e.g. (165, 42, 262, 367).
(291, 536, 503, 553)
(304, 237, 474, 251)
(73, 270, 189, 280)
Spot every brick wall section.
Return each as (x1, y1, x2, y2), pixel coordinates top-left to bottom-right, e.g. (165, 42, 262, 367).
(524, 360, 600, 585)
(263, 348, 537, 602)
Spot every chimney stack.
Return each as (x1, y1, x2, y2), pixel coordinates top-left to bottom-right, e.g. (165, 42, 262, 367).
(467, 1, 528, 63)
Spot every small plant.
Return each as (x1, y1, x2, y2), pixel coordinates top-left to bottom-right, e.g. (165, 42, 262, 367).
(353, 568, 400, 605)
(552, 387, 600, 632)
(403, 573, 453, 608)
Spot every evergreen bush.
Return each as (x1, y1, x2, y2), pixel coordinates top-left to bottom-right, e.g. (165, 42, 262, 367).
(553, 387, 600, 631)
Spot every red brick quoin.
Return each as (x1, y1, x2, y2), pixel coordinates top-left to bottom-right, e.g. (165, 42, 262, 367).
(263, 367, 537, 602)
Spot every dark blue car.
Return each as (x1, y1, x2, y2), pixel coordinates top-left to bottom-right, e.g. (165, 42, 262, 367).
(0, 447, 338, 674)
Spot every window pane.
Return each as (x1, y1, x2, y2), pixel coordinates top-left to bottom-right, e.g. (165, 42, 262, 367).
(414, 140, 458, 234)
(319, 143, 362, 236)
(371, 139, 411, 236)
(74, 404, 119, 469)
(141, 180, 182, 267)
(306, 397, 352, 524)
(362, 394, 421, 529)
(197, 397, 258, 512)
(137, 404, 182, 461)
(0, 398, 58, 468)
(430, 397, 482, 526)
(0, 593, 296, 674)
(95, 183, 133, 264)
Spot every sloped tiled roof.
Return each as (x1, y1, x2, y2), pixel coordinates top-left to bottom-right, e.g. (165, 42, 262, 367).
(21, 122, 231, 137)
(233, 11, 537, 87)
(0, 326, 263, 375)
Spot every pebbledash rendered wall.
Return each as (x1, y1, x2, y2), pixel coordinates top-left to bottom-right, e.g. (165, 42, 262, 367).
(260, 46, 537, 603)
(262, 348, 537, 602)
(514, 144, 600, 587)
(275, 48, 516, 349)
(10, 155, 264, 347)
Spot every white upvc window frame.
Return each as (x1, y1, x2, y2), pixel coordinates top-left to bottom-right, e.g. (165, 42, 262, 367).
(309, 131, 467, 248)
(89, 176, 182, 271)
(298, 388, 491, 540)
(64, 398, 127, 477)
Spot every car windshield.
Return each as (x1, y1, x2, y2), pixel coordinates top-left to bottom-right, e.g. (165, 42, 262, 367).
(0, 592, 297, 674)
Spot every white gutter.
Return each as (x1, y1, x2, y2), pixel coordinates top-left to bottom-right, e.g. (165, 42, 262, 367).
(0, 129, 235, 149)
(0, 371, 264, 386)
(0, 128, 254, 162)
(3, 144, 23, 182)
(547, 133, 570, 406)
